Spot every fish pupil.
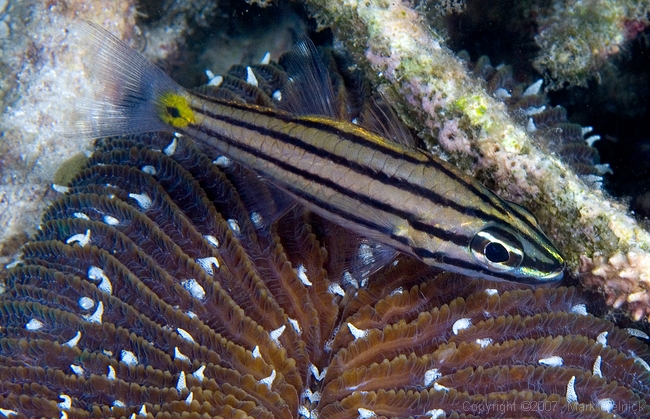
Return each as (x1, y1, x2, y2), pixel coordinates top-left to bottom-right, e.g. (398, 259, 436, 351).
(485, 242, 509, 263)
(167, 106, 181, 118)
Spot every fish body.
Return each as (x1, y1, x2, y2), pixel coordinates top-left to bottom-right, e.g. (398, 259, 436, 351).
(75, 21, 565, 283)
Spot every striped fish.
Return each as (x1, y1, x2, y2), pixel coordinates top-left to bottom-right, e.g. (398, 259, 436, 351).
(73, 21, 564, 283)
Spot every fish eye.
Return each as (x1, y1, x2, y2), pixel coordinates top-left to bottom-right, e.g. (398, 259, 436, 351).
(470, 225, 524, 272)
(167, 106, 181, 118)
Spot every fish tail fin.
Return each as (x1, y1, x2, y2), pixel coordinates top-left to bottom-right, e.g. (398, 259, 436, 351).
(71, 21, 193, 139)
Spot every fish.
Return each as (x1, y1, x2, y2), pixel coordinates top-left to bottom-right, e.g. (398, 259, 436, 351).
(72, 21, 565, 284)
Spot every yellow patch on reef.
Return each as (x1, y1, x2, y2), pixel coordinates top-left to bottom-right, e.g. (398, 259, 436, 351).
(158, 92, 196, 128)
(455, 95, 491, 130)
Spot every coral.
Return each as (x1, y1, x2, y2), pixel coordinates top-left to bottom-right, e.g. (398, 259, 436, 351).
(532, 0, 650, 88)
(2, 127, 648, 418)
(5, 0, 650, 324)
(302, 0, 650, 321)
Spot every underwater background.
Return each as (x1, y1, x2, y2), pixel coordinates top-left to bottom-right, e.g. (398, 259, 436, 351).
(0, 0, 650, 417)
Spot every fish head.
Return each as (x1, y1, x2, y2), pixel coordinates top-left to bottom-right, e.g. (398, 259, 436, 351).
(468, 222, 565, 284)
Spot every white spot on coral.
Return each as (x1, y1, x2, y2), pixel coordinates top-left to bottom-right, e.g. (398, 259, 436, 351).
(270, 325, 286, 344)
(63, 331, 82, 348)
(424, 368, 441, 386)
(288, 318, 301, 335)
(139, 405, 147, 416)
(260, 369, 276, 388)
(526, 118, 537, 132)
(0, 409, 16, 418)
(204, 235, 220, 248)
(185, 310, 197, 319)
(260, 52, 271, 64)
(582, 126, 594, 136)
(425, 409, 445, 419)
(227, 219, 241, 234)
(66, 229, 91, 247)
(524, 105, 546, 116)
(357, 408, 376, 419)
(197, 257, 219, 275)
(523, 79, 543, 96)
(299, 406, 310, 418)
(208, 74, 223, 87)
(181, 279, 206, 300)
(596, 331, 608, 346)
(52, 184, 71, 193)
(252, 346, 261, 358)
(112, 400, 125, 407)
(433, 383, 449, 392)
(176, 371, 187, 392)
(452, 318, 472, 335)
(25, 318, 44, 330)
(141, 165, 156, 175)
(342, 271, 359, 289)
(88, 266, 112, 295)
(626, 328, 650, 339)
(174, 347, 190, 363)
(310, 364, 326, 381)
(570, 304, 587, 315)
(69, 364, 84, 376)
(185, 391, 194, 404)
(592, 355, 602, 377)
(539, 356, 563, 367)
(73, 212, 90, 220)
(192, 365, 206, 381)
(60, 413, 68, 419)
(303, 388, 321, 403)
(634, 356, 650, 371)
(475, 338, 493, 348)
(78, 296, 94, 310)
(493, 88, 511, 99)
(585, 135, 601, 147)
(164, 137, 177, 156)
(598, 398, 615, 413)
(565, 376, 577, 403)
(176, 328, 195, 343)
(297, 264, 312, 286)
(246, 66, 258, 86)
(128, 192, 152, 210)
(272, 90, 282, 101)
(107, 365, 117, 380)
(120, 350, 138, 366)
(58, 394, 72, 410)
(347, 323, 367, 340)
(328, 283, 345, 297)
(103, 215, 120, 226)
(250, 211, 263, 228)
(213, 156, 231, 167)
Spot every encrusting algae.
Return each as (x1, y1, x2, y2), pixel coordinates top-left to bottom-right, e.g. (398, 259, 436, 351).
(0, 26, 649, 418)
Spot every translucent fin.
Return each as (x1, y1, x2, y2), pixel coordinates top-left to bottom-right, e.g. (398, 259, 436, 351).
(278, 38, 340, 118)
(70, 21, 182, 138)
(218, 160, 296, 230)
(358, 94, 417, 147)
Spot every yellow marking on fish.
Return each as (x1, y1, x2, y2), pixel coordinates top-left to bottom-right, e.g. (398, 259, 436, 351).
(158, 92, 196, 128)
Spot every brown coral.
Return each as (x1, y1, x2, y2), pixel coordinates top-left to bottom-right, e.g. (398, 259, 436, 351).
(1, 43, 649, 419)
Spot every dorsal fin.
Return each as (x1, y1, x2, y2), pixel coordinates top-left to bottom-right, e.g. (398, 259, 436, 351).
(358, 94, 417, 147)
(278, 38, 340, 118)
